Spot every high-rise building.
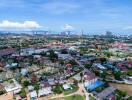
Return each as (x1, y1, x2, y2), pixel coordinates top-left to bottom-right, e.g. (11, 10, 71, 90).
(105, 31, 113, 37)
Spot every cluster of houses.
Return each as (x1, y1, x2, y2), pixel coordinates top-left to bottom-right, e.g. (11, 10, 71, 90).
(83, 70, 119, 100)
(0, 36, 131, 100)
(30, 87, 52, 99)
(0, 44, 82, 99)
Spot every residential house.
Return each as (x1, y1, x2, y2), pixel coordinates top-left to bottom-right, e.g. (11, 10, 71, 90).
(4, 79, 22, 94)
(97, 87, 116, 100)
(38, 87, 52, 97)
(84, 70, 97, 86)
(28, 85, 34, 92)
(63, 84, 72, 90)
(93, 63, 106, 70)
(30, 90, 37, 100)
(0, 48, 16, 57)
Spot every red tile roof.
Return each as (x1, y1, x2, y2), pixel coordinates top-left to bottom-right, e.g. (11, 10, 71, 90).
(0, 48, 16, 56)
(84, 70, 96, 81)
(128, 62, 132, 65)
(66, 64, 72, 67)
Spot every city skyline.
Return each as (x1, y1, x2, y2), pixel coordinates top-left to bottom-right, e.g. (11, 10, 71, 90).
(0, 0, 132, 35)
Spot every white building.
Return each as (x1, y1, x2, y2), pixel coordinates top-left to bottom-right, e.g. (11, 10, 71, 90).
(63, 84, 72, 90)
(4, 79, 22, 93)
(84, 70, 97, 87)
(124, 77, 132, 84)
(58, 54, 72, 60)
(38, 87, 52, 97)
(21, 68, 28, 76)
(30, 91, 37, 100)
(28, 85, 34, 92)
(94, 63, 106, 70)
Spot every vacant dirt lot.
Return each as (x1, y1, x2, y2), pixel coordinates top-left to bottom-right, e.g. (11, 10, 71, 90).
(110, 83, 132, 96)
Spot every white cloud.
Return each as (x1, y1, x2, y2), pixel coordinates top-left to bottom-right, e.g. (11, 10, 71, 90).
(123, 26, 132, 30)
(62, 24, 74, 31)
(0, 20, 41, 29)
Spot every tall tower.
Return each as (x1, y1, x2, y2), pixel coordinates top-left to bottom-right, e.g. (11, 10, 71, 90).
(81, 29, 84, 36)
(106, 31, 112, 37)
(67, 31, 71, 35)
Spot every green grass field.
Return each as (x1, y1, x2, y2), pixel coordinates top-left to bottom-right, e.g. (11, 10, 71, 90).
(51, 94, 85, 100)
(65, 95, 85, 100)
(63, 85, 79, 95)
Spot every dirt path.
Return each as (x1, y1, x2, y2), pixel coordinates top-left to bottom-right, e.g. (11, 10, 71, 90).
(49, 87, 85, 100)
(49, 83, 95, 100)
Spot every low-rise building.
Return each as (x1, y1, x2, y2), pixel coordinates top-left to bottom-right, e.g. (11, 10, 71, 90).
(28, 85, 34, 92)
(38, 87, 52, 97)
(30, 90, 37, 100)
(93, 63, 106, 70)
(97, 87, 116, 100)
(63, 84, 72, 90)
(84, 70, 97, 86)
(4, 79, 22, 94)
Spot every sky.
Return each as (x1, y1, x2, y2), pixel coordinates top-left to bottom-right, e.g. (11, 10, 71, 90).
(0, 0, 132, 35)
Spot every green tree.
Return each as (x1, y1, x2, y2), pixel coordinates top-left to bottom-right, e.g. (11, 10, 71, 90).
(0, 91, 5, 95)
(19, 88, 26, 98)
(33, 83, 39, 90)
(73, 80, 78, 85)
(100, 58, 107, 64)
(9, 80, 14, 84)
(68, 60, 78, 65)
(23, 80, 30, 87)
(116, 90, 127, 97)
(59, 60, 64, 65)
(84, 64, 92, 69)
(61, 49, 68, 54)
(49, 50, 58, 62)
(40, 52, 47, 56)
(114, 72, 121, 80)
(127, 96, 132, 100)
(104, 52, 113, 58)
(127, 72, 132, 76)
(53, 85, 63, 94)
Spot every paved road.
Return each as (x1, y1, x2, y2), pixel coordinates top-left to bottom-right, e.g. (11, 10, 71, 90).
(78, 83, 89, 100)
